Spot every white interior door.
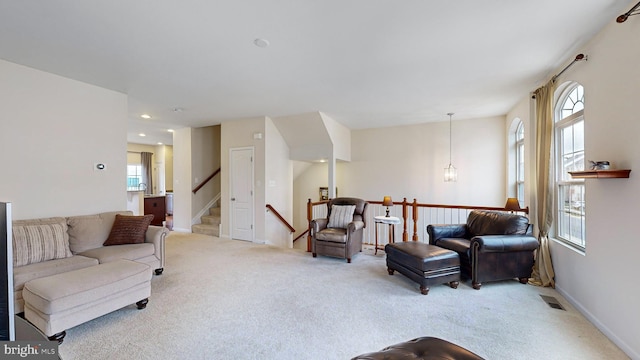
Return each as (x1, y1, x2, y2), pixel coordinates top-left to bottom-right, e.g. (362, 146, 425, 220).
(230, 147, 254, 241)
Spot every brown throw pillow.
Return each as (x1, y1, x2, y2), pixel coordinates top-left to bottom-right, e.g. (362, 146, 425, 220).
(104, 214, 154, 246)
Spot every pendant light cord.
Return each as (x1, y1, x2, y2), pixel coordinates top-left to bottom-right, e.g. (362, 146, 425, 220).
(447, 112, 454, 166)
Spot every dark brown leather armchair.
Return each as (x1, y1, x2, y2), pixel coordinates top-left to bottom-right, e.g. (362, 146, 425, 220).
(427, 210, 539, 289)
(311, 197, 368, 263)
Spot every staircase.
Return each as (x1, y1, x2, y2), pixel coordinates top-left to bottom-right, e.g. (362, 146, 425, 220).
(192, 205, 221, 236)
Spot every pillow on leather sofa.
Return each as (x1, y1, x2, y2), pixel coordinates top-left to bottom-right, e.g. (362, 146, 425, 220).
(104, 214, 154, 246)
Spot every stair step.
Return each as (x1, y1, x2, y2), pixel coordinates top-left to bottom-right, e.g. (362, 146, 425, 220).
(209, 207, 220, 216)
(201, 214, 220, 225)
(192, 223, 219, 236)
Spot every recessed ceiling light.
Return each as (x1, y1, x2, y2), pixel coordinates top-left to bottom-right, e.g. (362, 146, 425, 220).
(254, 38, 270, 48)
(167, 129, 174, 133)
(172, 107, 184, 112)
(138, 133, 146, 137)
(140, 114, 151, 119)
(157, 142, 163, 145)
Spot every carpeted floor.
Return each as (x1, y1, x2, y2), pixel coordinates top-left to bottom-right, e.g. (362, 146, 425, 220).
(58, 232, 629, 360)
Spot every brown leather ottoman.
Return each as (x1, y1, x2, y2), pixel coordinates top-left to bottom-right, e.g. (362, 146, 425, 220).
(352, 336, 485, 360)
(385, 242, 460, 295)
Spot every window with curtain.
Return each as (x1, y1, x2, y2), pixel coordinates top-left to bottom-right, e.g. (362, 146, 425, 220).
(127, 165, 143, 190)
(515, 121, 525, 206)
(554, 83, 585, 250)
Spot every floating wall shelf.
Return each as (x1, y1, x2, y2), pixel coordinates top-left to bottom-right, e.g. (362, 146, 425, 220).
(569, 169, 631, 178)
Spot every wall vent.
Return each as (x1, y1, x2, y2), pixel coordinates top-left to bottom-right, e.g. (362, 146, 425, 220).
(540, 295, 566, 310)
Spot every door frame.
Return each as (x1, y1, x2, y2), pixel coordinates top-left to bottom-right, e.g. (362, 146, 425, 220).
(229, 146, 255, 242)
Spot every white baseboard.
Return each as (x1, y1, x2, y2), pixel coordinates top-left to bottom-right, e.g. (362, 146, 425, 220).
(556, 285, 637, 359)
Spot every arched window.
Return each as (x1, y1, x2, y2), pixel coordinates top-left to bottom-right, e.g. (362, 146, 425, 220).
(554, 83, 585, 250)
(515, 121, 525, 206)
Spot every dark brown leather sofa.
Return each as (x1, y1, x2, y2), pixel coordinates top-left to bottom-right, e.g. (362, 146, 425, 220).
(427, 210, 539, 289)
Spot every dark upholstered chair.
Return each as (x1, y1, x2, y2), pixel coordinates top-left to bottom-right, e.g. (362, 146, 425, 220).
(311, 197, 368, 263)
(427, 210, 539, 290)
(352, 336, 485, 360)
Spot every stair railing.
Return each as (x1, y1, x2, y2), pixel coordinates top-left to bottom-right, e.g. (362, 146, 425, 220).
(192, 167, 221, 194)
(266, 204, 295, 233)
(306, 198, 529, 252)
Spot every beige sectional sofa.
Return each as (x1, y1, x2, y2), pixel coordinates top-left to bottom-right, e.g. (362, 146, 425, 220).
(12, 210, 168, 314)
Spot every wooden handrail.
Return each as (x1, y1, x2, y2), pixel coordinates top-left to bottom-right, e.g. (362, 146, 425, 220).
(293, 229, 308, 243)
(192, 168, 221, 194)
(266, 204, 295, 233)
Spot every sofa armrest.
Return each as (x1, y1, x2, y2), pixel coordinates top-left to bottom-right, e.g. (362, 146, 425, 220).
(347, 220, 365, 233)
(145, 225, 169, 270)
(471, 235, 539, 253)
(311, 218, 328, 235)
(426, 224, 467, 245)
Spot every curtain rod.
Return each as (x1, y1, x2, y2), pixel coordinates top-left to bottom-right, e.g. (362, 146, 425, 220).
(127, 151, 154, 154)
(617, 1, 640, 23)
(551, 54, 587, 82)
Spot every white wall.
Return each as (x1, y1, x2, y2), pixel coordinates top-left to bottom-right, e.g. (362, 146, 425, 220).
(265, 118, 293, 248)
(172, 127, 192, 232)
(321, 112, 351, 162)
(343, 116, 506, 205)
(0, 60, 127, 220)
(221, 117, 266, 242)
(191, 126, 220, 216)
(530, 9, 640, 358)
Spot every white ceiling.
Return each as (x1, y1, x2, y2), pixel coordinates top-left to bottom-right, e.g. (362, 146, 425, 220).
(0, 1, 630, 145)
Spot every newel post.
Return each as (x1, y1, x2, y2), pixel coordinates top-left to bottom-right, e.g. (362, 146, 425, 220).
(412, 199, 419, 241)
(402, 198, 408, 242)
(306, 199, 312, 252)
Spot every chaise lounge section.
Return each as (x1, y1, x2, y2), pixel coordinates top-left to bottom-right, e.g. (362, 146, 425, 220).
(12, 210, 168, 342)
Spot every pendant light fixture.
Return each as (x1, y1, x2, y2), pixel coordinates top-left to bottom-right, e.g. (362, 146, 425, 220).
(444, 112, 457, 182)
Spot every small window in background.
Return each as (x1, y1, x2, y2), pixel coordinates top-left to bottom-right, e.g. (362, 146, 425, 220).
(127, 165, 143, 191)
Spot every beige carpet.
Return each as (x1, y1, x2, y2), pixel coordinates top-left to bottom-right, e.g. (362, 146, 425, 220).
(58, 232, 629, 360)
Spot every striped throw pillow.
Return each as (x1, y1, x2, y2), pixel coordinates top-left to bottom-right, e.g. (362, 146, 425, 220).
(327, 205, 356, 229)
(12, 222, 73, 267)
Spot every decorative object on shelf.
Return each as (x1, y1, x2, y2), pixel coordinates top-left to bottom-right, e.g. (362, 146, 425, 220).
(569, 169, 631, 179)
(382, 196, 393, 217)
(589, 160, 610, 170)
(504, 198, 521, 213)
(444, 112, 457, 182)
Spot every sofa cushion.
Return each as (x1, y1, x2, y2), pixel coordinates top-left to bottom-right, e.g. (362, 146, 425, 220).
(12, 219, 72, 267)
(67, 211, 131, 253)
(104, 214, 154, 246)
(78, 243, 155, 264)
(23, 259, 151, 314)
(466, 210, 529, 237)
(13, 255, 99, 292)
(315, 228, 348, 243)
(328, 205, 355, 229)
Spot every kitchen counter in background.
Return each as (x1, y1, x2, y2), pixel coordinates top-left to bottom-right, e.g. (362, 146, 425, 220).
(143, 195, 166, 226)
(126, 190, 145, 215)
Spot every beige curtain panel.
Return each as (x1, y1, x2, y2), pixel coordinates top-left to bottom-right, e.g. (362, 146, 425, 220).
(141, 152, 153, 195)
(530, 81, 556, 288)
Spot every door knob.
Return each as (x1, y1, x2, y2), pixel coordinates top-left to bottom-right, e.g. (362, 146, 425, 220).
(231, 197, 236, 201)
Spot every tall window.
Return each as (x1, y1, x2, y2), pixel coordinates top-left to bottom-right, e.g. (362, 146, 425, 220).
(555, 84, 585, 250)
(515, 121, 525, 206)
